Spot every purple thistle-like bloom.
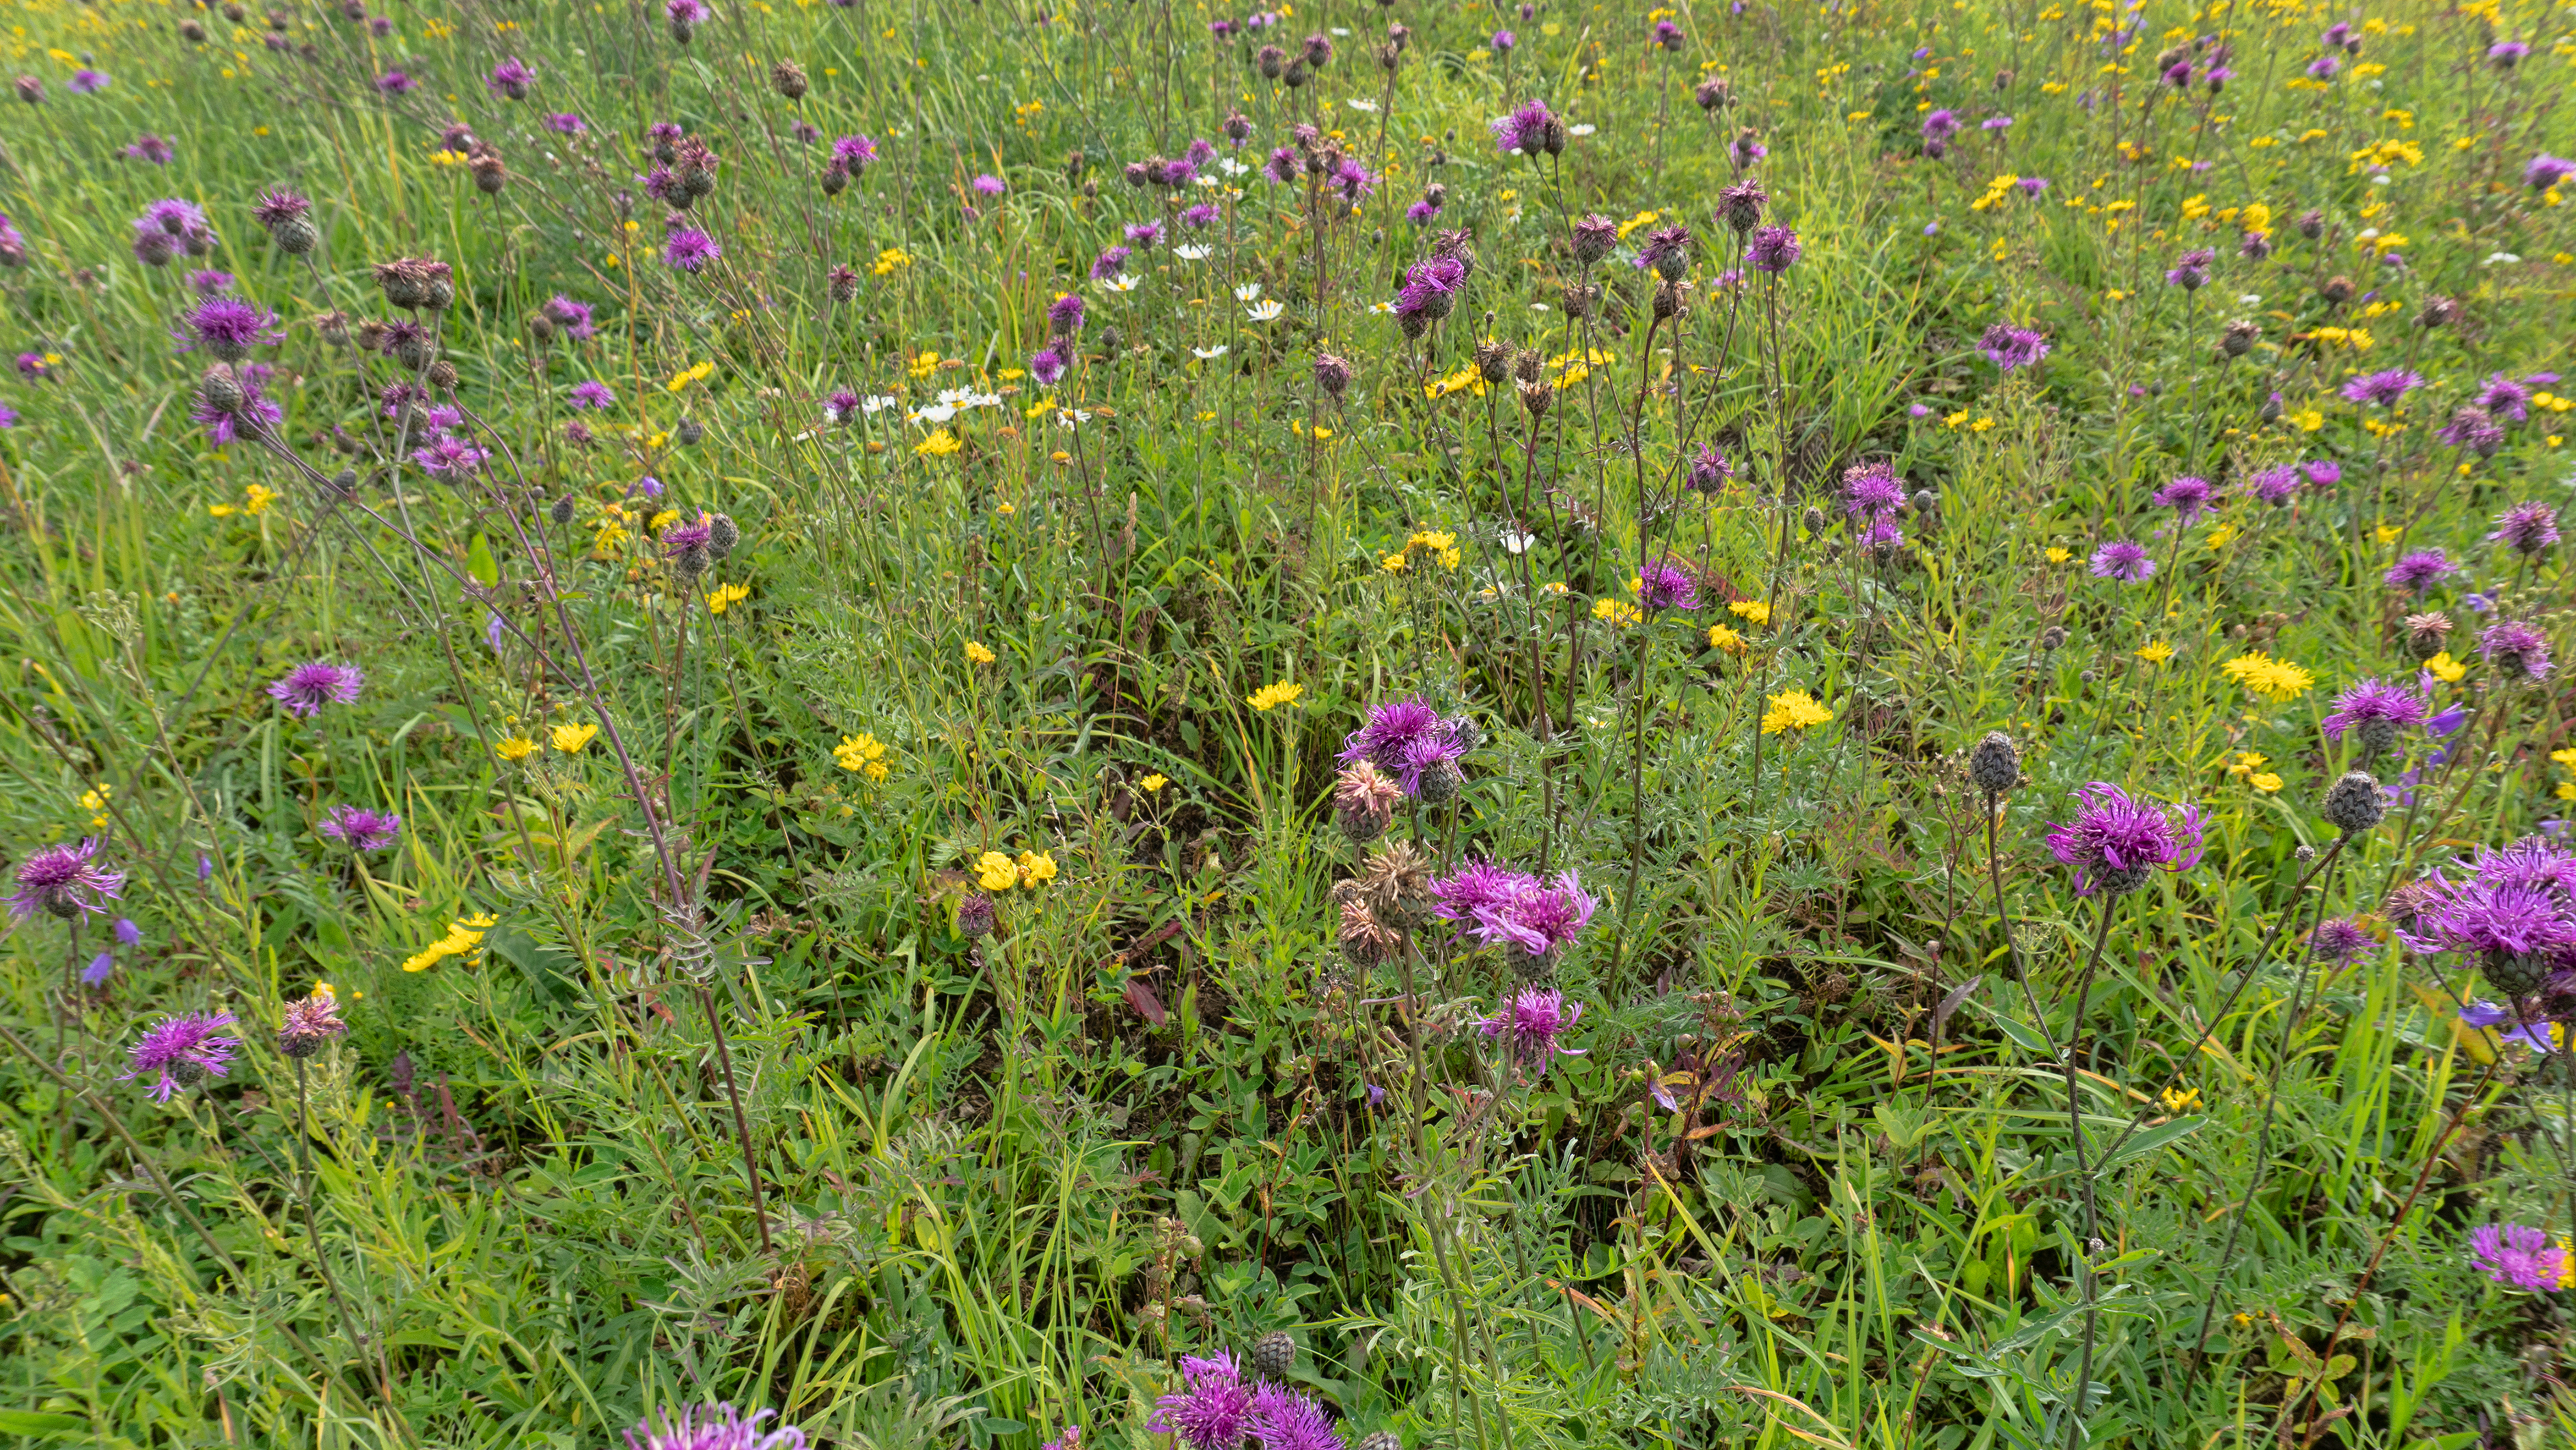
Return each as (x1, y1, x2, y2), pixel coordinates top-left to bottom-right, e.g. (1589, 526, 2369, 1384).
(663, 512, 716, 558)
(824, 135, 875, 172)
(1048, 294, 1085, 335)
(1028, 348, 1066, 386)
(2089, 541, 2155, 583)
(663, 228, 721, 273)
(545, 295, 597, 341)
(1245, 1386, 1344, 1450)
(1149, 1354, 1254, 1450)
(2469, 1225, 2565, 1291)
(188, 269, 234, 295)
(2385, 550, 2456, 593)
(2527, 155, 2576, 191)
(1922, 109, 1961, 141)
(1859, 517, 1907, 555)
(319, 805, 402, 853)
(1431, 858, 1527, 926)
(2306, 56, 2339, 80)
(1746, 225, 1800, 273)
(1264, 147, 1299, 185)
(2152, 474, 2219, 522)
(1090, 245, 1132, 281)
(376, 70, 417, 94)
(2321, 679, 2429, 745)
(123, 134, 174, 165)
(2480, 620, 2553, 681)
(2309, 918, 2375, 965)
(821, 389, 861, 426)
(2341, 368, 2424, 407)
(121, 1013, 240, 1102)
(0, 404, 16, 430)
(2490, 502, 2560, 556)
(1636, 224, 1693, 279)
(2163, 247, 2213, 290)
(2300, 459, 2342, 489)
(2403, 879, 2572, 961)
(1491, 29, 1516, 51)
(1636, 560, 1699, 611)
(568, 380, 616, 410)
(2248, 465, 2301, 506)
(1978, 324, 2048, 371)
(1472, 873, 1599, 959)
(2438, 406, 2504, 456)
(970, 174, 1006, 197)
(267, 662, 364, 717)
(1405, 200, 1441, 225)
(1687, 443, 1732, 493)
(1479, 985, 1589, 1063)
(1491, 99, 1555, 156)
(1125, 221, 1163, 249)
(10, 839, 126, 922)
(1340, 696, 1467, 795)
(412, 433, 488, 478)
(665, 0, 712, 23)
(1179, 202, 1219, 230)
(192, 371, 283, 445)
(1840, 461, 1905, 519)
(2044, 783, 2204, 897)
(2474, 374, 2533, 422)
(68, 69, 108, 94)
(624, 1402, 808, 1450)
(178, 297, 281, 362)
(546, 112, 587, 134)
(487, 57, 534, 98)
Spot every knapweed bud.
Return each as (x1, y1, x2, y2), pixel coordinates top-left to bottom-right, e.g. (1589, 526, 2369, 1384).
(471, 154, 508, 195)
(197, 363, 245, 415)
(1251, 1331, 1296, 1382)
(1558, 281, 1596, 319)
(1542, 116, 1567, 156)
(958, 892, 997, 938)
(527, 312, 557, 345)
(828, 264, 860, 303)
(706, 512, 740, 559)
(426, 359, 459, 391)
(2321, 771, 2384, 834)
(2294, 208, 2325, 240)
(771, 59, 808, 98)
(1282, 58, 1307, 88)
(14, 76, 42, 105)
(1415, 757, 1463, 804)
(1911, 488, 1939, 516)
(1801, 506, 1826, 534)
(2414, 295, 2457, 329)
(2258, 392, 2283, 423)
(2220, 318, 2259, 356)
(1694, 74, 1730, 111)
(676, 418, 706, 447)
(1256, 44, 1285, 79)
(673, 543, 710, 581)
(1314, 353, 1351, 400)
(2038, 624, 2068, 652)
(2317, 275, 2353, 305)
(1473, 340, 1509, 385)
(1969, 732, 2019, 793)
(1651, 280, 1680, 320)
(549, 495, 577, 525)
(329, 467, 357, 495)
(180, 18, 208, 42)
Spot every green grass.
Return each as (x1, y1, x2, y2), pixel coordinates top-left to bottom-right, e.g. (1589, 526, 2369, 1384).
(0, 0, 2570, 1445)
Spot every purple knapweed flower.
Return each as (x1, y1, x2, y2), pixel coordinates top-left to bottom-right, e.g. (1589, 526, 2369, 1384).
(318, 805, 402, 853)
(2299, 459, 2342, 489)
(1479, 985, 1588, 1064)
(1431, 858, 1527, 927)
(2342, 369, 2424, 407)
(267, 661, 364, 717)
(623, 1401, 808, 1450)
(1090, 245, 1132, 281)
(2480, 620, 2553, 681)
(2089, 541, 2155, 582)
(412, 433, 488, 478)
(2404, 879, 2572, 965)
(2152, 474, 2219, 522)
(568, 380, 616, 410)
(2248, 465, 2301, 506)
(1126, 221, 1163, 249)
(120, 1013, 240, 1102)
(663, 228, 721, 273)
(1490, 99, 1554, 156)
(831, 136, 877, 174)
(1746, 225, 1799, 273)
(2527, 155, 2576, 192)
(68, 69, 108, 94)
(1840, 461, 1905, 519)
(2469, 1225, 2562, 1290)
(972, 174, 1006, 196)
(822, 389, 861, 425)
(487, 57, 534, 98)
(2321, 679, 2428, 751)
(1978, 324, 2048, 371)
(2044, 783, 2204, 896)
(1922, 109, 1960, 141)
(2490, 502, 2560, 556)
(1635, 560, 1699, 611)
(178, 297, 281, 362)
(662, 511, 715, 558)
(546, 112, 587, 134)
(1339, 696, 1467, 795)
(2308, 918, 2375, 966)
(1635, 224, 1693, 279)
(10, 839, 126, 922)
(1028, 348, 1066, 385)
(2474, 374, 2533, 422)
(2385, 550, 2456, 593)
(1245, 1386, 1344, 1450)
(2164, 247, 2213, 290)
(1687, 443, 1732, 493)
(1150, 1354, 1254, 1450)
(2306, 57, 2338, 80)
(544, 295, 597, 341)
(376, 70, 417, 94)
(123, 134, 174, 165)
(188, 269, 234, 295)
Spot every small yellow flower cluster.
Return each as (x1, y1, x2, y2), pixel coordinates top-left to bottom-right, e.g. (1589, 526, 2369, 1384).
(1706, 623, 1747, 653)
(872, 247, 914, 275)
(2218, 651, 2314, 703)
(1728, 599, 1771, 627)
(2223, 750, 2283, 793)
(1761, 689, 1833, 735)
(2136, 640, 2175, 664)
(916, 429, 962, 457)
(705, 582, 751, 614)
(2308, 327, 2373, 352)
(1247, 681, 1303, 712)
(665, 360, 717, 392)
(1592, 598, 1642, 628)
(974, 849, 1058, 890)
(1968, 173, 2019, 213)
(1381, 530, 1463, 573)
(402, 914, 496, 973)
(209, 482, 280, 517)
(79, 782, 111, 830)
(2424, 650, 2467, 683)
(909, 349, 944, 380)
(965, 640, 997, 665)
(835, 731, 890, 782)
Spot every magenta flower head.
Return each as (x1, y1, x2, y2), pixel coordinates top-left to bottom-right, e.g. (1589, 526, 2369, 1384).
(2151, 474, 2219, 522)
(569, 380, 616, 410)
(1840, 460, 1905, 519)
(1636, 223, 1693, 280)
(1245, 1386, 1343, 1450)
(2308, 918, 2375, 966)
(663, 510, 716, 558)
(663, 227, 721, 273)
(1125, 220, 1163, 249)
(122, 133, 175, 165)
(1746, 225, 1801, 273)
(1687, 443, 1732, 493)
(2247, 465, 2301, 506)
(546, 111, 587, 134)
(1149, 1354, 1254, 1450)
(178, 296, 282, 364)
(822, 388, 861, 425)
(1048, 292, 1086, 336)
(545, 295, 598, 340)
(2489, 502, 2561, 557)
(319, 804, 402, 853)
(68, 68, 108, 94)
(1636, 560, 1700, 612)
(2469, 1225, 2565, 1291)
(2474, 374, 2533, 422)
(2479, 620, 2553, 681)
(121, 1013, 240, 1102)
(1922, 109, 1960, 141)
(375, 70, 417, 94)
(1491, 99, 1555, 156)
(1028, 348, 1066, 385)
(624, 1402, 808, 1450)
(268, 661, 365, 717)
(2383, 550, 2456, 594)
(2045, 784, 2204, 897)
(1715, 178, 1768, 235)
(2527, 154, 2576, 192)
(2299, 459, 2342, 489)
(1090, 245, 1132, 281)
(1978, 324, 2048, 371)
(1430, 858, 1527, 927)
(487, 57, 534, 98)
(10, 839, 127, 921)
(2088, 541, 2154, 583)
(1480, 985, 1588, 1066)
(1340, 696, 1469, 796)
(2341, 368, 2424, 407)
(2163, 247, 2213, 290)
(2321, 679, 2428, 754)
(831, 135, 877, 173)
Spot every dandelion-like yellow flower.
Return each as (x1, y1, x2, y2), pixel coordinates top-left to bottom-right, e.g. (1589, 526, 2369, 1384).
(665, 361, 716, 392)
(2160, 1085, 2201, 1114)
(965, 640, 997, 665)
(2137, 640, 2175, 664)
(243, 483, 280, 515)
(2424, 650, 2467, 683)
(2218, 651, 2316, 703)
(550, 722, 598, 754)
(401, 914, 495, 973)
(1761, 690, 1833, 735)
(1247, 682, 1303, 712)
(1593, 598, 1643, 628)
(1728, 599, 1771, 627)
(1140, 773, 1169, 793)
(495, 735, 537, 762)
(704, 582, 751, 614)
(2045, 547, 2073, 564)
(1017, 850, 1057, 886)
(2224, 751, 2268, 779)
(975, 851, 1020, 891)
(2249, 772, 2284, 793)
(1707, 623, 1745, 653)
(916, 430, 963, 457)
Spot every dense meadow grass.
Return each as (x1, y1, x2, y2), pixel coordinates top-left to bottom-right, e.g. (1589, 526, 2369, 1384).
(1, 0, 2575, 1443)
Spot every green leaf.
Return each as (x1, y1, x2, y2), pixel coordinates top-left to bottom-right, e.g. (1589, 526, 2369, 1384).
(467, 532, 501, 588)
(2098, 1116, 2206, 1175)
(0, 1410, 87, 1436)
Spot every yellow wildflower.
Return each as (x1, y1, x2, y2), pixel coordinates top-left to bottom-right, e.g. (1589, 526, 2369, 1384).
(243, 483, 279, 515)
(1140, 773, 1169, 793)
(2224, 751, 2268, 779)
(2249, 772, 2284, 793)
(704, 582, 751, 614)
(1247, 682, 1303, 712)
(495, 735, 537, 762)
(1016, 850, 1057, 886)
(2218, 651, 2316, 703)
(916, 430, 963, 457)
(965, 640, 997, 665)
(835, 732, 890, 781)
(2424, 651, 2467, 683)
(1761, 690, 1833, 735)
(2160, 1085, 2200, 1114)
(975, 851, 1020, 890)
(2137, 640, 2174, 664)
(401, 914, 495, 973)
(550, 722, 598, 754)
(665, 361, 716, 392)
(1593, 598, 1643, 628)
(2045, 547, 2073, 564)
(1707, 623, 1746, 653)
(910, 349, 943, 380)
(1728, 599, 1771, 627)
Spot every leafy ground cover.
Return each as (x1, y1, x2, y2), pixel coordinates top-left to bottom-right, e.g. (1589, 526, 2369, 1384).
(0, 0, 2573, 1445)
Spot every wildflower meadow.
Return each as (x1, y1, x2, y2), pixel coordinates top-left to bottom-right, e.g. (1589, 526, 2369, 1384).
(1, 0, 2574, 1444)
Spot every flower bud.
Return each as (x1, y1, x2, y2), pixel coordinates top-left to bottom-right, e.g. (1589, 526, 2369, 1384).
(1968, 732, 2019, 794)
(2321, 771, 2384, 834)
